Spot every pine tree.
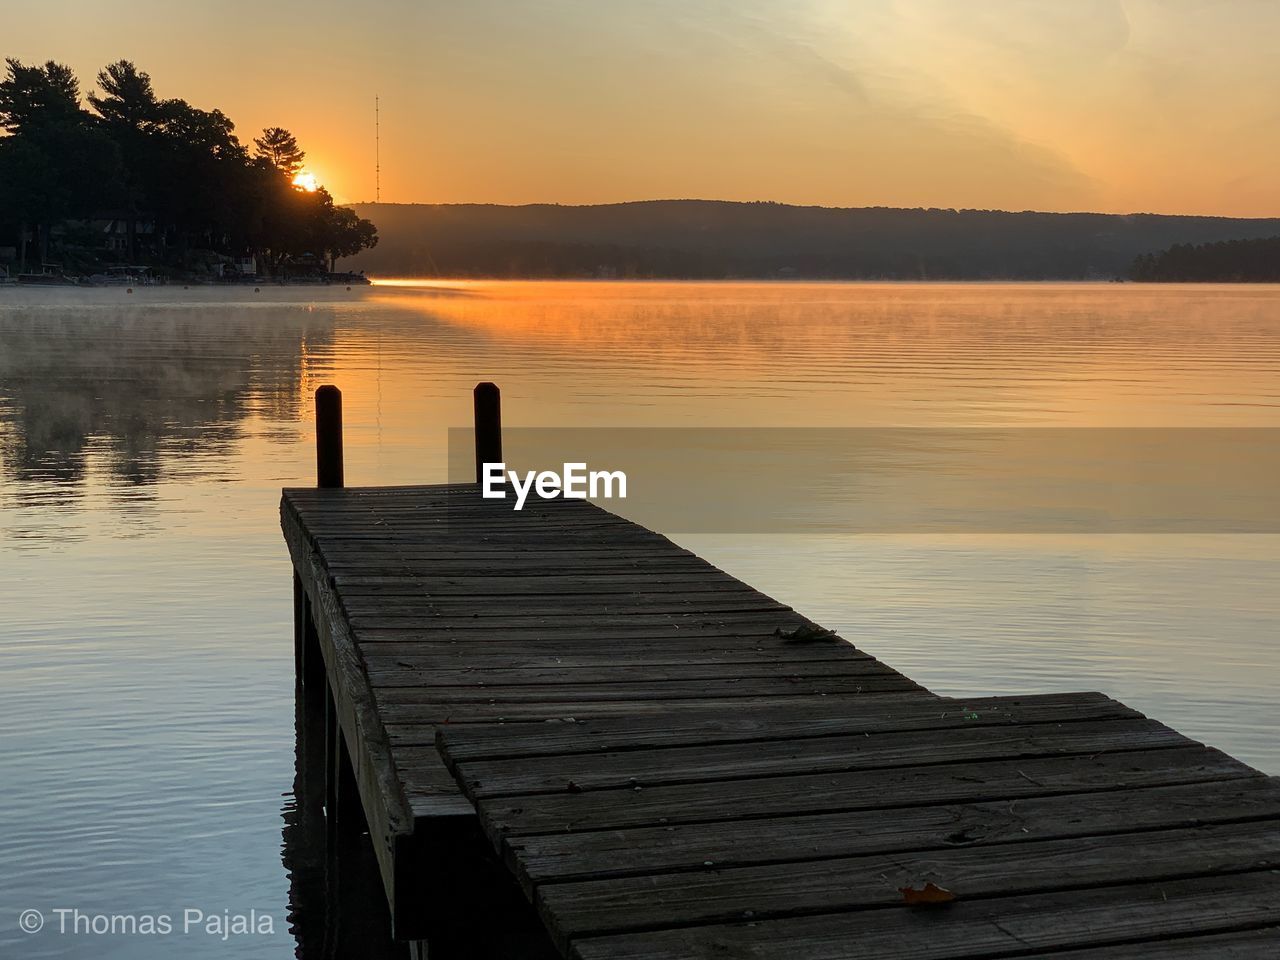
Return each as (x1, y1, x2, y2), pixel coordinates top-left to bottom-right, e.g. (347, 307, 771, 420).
(253, 127, 305, 177)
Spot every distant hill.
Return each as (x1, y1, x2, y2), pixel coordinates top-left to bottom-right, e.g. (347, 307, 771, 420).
(340, 200, 1280, 280)
(1131, 236, 1280, 282)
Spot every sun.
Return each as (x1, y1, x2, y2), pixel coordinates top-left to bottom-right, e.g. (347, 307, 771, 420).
(292, 170, 320, 192)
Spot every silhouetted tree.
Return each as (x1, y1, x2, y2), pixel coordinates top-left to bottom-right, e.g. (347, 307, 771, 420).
(88, 61, 161, 129)
(319, 203, 380, 270)
(87, 60, 163, 259)
(0, 59, 123, 268)
(254, 127, 306, 178)
(0, 59, 376, 278)
(0, 58, 81, 134)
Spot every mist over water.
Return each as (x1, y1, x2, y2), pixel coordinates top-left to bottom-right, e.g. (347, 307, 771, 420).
(1, 280, 1278, 957)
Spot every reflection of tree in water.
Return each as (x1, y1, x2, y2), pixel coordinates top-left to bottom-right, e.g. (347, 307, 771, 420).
(0, 305, 335, 500)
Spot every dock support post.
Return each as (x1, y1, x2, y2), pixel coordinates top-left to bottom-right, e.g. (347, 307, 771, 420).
(301, 384, 343, 777)
(293, 570, 305, 680)
(473, 381, 502, 483)
(312, 384, 348, 830)
(307, 384, 354, 947)
(316, 384, 344, 489)
(323, 687, 343, 845)
(310, 383, 390, 951)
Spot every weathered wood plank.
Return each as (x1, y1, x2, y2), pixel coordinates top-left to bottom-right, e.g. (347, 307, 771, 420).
(377, 677, 923, 720)
(448, 718, 1190, 799)
(387, 693, 942, 741)
(470, 746, 1253, 836)
(293, 501, 650, 517)
(332, 559, 712, 578)
(321, 541, 669, 554)
(342, 597, 794, 617)
(323, 542, 695, 555)
(509, 776, 1280, 888)
(299, 524, 645, 541)
(338, 574, 748, 595)
(348, 612, 814, 632)
(286, 494, 601, 512)
(301, 525, 671, 540)
(323, 545, 697, 561)
(366, 659, 904, 688)
(293, 510, 604, 525)
(359, 643, 871, 666)
(1034, 927, 1280, 958)
(352, 616, 822, 641)
(290, 499, 616, 514)
(294, 505, 616, 517)
(434, 693, 1135, 762)
(540, 820, 1280, 945)
(566, 872, 1280, 960)
(334, 564, 716, 580)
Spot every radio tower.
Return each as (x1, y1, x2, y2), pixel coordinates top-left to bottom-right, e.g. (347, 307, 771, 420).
(375, 95, 381, 203)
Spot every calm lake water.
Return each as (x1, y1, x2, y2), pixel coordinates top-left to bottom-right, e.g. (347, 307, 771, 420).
(1, 280, 1278, 957)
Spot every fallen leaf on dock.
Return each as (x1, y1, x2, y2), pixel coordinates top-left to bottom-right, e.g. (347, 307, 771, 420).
(775, 624, 840, 644)
(899, 882, 956, 905)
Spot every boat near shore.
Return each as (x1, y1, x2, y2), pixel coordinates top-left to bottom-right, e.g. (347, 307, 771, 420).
(16, 271, 79, 287)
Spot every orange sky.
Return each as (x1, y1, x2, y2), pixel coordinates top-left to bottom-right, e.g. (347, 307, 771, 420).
(8, 0, 1280, 216)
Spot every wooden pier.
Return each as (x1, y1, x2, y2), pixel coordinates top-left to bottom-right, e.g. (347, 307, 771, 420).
(283, 384, 1280, 958)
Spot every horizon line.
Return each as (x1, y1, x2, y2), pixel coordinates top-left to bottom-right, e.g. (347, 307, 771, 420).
(338, 198, 1280, 221)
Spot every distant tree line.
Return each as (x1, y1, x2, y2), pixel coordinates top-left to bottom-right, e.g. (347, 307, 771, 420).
(0, 58, 376, 276)
(349, 201, 1280, 280)
(1130, 236, 1280, 282)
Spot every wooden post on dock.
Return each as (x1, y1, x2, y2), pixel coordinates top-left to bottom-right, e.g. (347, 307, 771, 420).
(303, 385, 342, 698)
(293, 571, 306, 680)
(307, 385, 369, 948)
(316, 385, 344, 489)
(473, 381, 502, 483)
(298, 388, 339, 823)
